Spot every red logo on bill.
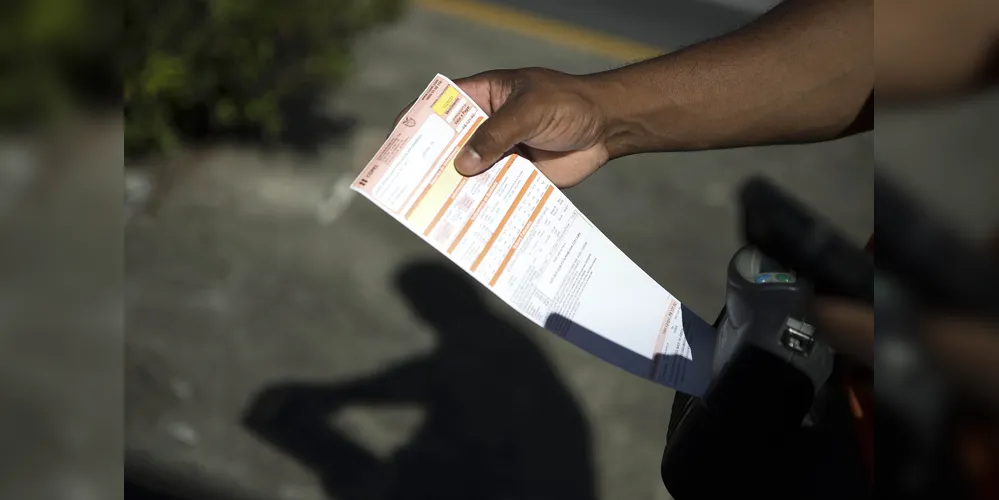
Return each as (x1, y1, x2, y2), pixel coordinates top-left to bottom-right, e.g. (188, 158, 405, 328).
(403, 117, 416, 127)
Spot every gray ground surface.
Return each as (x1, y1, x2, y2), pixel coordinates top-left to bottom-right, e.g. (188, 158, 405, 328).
(0, 117, 122, 500)
(877, 94, 999, 241)
(484, 0, 762, 49)
(122, 7, 876, 500)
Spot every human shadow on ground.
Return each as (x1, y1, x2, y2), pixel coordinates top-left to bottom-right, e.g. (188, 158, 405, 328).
(545, 304, 717, 398)
(242, 261, 597, 500)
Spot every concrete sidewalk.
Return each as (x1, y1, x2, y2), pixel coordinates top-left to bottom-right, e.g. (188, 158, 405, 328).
(124, 5, 875, 500)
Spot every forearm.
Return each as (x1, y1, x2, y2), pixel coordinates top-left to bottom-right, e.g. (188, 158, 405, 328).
(587, 0, 872, 158)
(877, 0, 999, 102)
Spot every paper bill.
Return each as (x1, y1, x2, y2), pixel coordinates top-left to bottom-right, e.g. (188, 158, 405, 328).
(352, 75, 717, 396)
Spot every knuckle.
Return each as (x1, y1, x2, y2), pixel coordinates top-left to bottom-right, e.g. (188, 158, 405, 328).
(507, 67, 552, 93)
(474, 127, 504, 153)
(513, 68, 542, 90)
(497, 69, 529, 96)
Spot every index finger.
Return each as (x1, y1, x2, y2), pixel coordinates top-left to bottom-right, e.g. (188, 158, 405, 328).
(452, 76, 494, 114)
(452, 69, 520, 116)
(391, 76, 492, 132)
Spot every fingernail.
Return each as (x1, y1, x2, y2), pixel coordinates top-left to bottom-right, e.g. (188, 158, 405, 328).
(454, 147, 481, 175)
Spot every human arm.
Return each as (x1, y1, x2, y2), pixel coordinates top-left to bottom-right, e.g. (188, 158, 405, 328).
(589, 0, 873, 158)
(876, 0, 999, 102)
(452, 0, 873, 183)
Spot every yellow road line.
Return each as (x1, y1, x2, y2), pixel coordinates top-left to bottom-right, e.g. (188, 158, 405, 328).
(413, 0, 663, 62)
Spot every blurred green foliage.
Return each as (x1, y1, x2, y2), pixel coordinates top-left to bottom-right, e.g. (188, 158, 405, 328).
(1, 0, 405, 155)
(0, 0, 120, 125)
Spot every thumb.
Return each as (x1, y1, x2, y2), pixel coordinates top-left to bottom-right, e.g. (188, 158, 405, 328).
(455, 97, 536, 176)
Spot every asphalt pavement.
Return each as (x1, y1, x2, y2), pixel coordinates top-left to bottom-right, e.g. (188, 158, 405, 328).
(120, 2, 996, 500)
(482, 0, 764, 49)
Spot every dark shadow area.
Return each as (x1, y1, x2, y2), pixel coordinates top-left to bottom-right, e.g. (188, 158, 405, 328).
(662, 358, 872, 500)
(125, 451, 271, 500)
(167, 88, 357, 157)
(275, 89, 358, 154)
(243, 261, 597, 500)
(544, 304, 716, 397)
